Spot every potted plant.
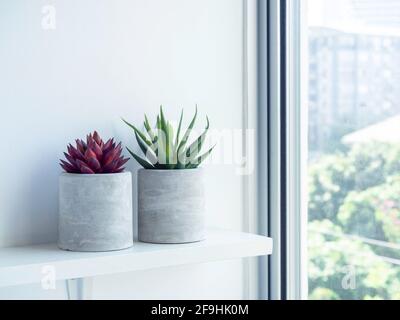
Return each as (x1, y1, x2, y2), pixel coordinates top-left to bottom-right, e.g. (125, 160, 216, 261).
(58, 131, 133, 252)
(123, 106, 214, 244)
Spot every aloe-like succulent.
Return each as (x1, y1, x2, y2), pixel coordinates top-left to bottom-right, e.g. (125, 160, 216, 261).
(123, 106, 214, 169)
(60, 131, 129, 174)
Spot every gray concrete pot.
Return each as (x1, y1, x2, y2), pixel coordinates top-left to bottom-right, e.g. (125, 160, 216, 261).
(58, 172, 133, 252)
(138, 168, 205, 244)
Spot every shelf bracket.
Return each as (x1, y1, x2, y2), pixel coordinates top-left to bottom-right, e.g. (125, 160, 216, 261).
(65, 277, 93, 300)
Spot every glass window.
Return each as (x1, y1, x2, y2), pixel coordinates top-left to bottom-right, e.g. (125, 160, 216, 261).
(306, 0, 400, 300)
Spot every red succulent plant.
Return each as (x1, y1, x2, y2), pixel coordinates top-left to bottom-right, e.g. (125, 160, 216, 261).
(60, 131, 129, 174)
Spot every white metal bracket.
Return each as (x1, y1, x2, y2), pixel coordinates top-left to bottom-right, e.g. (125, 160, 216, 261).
(65, 278, 93, 300)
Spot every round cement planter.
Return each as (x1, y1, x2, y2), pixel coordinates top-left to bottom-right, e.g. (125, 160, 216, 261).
(138, 168, 205, 244)
(58, 172, 133, 252)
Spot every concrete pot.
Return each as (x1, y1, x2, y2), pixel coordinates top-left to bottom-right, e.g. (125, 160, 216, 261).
(138, 168, 205, 244)
(58, 172, 133, 252)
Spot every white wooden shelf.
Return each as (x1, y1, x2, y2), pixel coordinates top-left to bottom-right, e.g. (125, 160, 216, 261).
(0, 229, 272, 288)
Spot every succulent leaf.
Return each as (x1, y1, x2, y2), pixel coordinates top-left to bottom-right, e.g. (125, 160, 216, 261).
(182, 116, 209, 162)
(103, 138, 114, 153)
(60, 159, 78, 173)
(159, 106, 171, 164)
(91, 142, 103, 160)
(126, 147, 154, 169)
(93, 131, 102, 145)
(68, 144, 84, 161)
(156, 115, 161, 130)
(177, 105, 197, 155)
(144, 114, 156, 143)
(75, 139, 86, 154)
(134, 131, 158, 164)
(122, 118, 152, 146)
(187, 145, 215, 169)
(87, 157, 101, 171)
(175, 109, 183, 147)
(80, 165, 95, 174)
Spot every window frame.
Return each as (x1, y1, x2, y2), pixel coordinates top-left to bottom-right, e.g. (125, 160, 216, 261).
(285, 0, 308, 300)
(258, 0, 308, 300)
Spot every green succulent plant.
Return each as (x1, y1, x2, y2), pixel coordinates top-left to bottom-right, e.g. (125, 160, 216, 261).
(122, 106, 215, 169)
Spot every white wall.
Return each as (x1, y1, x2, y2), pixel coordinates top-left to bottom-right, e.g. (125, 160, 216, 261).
(0, 0, 247, 299)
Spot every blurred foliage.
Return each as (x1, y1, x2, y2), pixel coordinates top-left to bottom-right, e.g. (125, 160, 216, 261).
(308, 220, 400, 300)
(338, 176, 400, 242)
(308, 143, 400, 300)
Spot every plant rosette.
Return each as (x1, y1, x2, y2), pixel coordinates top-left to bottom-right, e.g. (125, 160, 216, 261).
(58, 131, 133, 252)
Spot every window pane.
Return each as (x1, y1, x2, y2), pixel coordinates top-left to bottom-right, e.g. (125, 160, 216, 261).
(307, 0, 400, 300)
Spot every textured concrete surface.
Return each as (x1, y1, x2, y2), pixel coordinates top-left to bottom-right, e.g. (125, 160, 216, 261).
(138, 169, 205, 243)
(58, 172, 133, 252)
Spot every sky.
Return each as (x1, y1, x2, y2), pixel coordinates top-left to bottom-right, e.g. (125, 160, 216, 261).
(307, 0, 400, 36)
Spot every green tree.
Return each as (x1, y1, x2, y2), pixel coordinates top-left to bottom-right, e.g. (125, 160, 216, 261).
(308, 142, 400, 299)
(338, 176, 400, 242)
(308, 220, 399, 300)
(309, 143, 400, 225)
